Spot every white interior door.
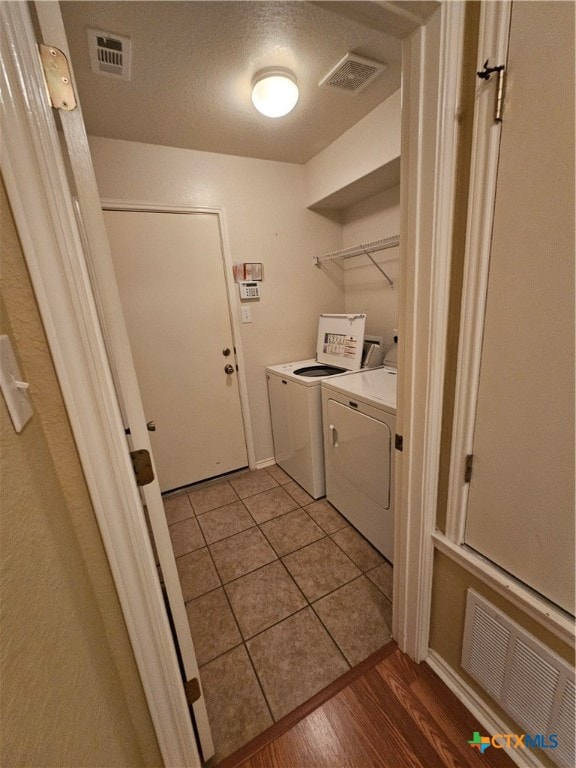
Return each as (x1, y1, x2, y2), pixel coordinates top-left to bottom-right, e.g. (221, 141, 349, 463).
(33, 3, 215, 760)
(462, 1, 575, 614)
(103, 209, 248, 492)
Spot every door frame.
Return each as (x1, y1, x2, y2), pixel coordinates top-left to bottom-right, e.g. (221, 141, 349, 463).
(0, 4, 202, 766)
(392, 0, 465, 662)
(100, 199, 255, 473)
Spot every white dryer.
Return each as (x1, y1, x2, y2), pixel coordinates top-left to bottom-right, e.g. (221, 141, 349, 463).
(267, 314, 380, 498)
(321, 366, 397, 561)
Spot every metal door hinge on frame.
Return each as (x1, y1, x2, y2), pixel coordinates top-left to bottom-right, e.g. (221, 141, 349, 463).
(184, 678, 201, 705)
(477, 59, 506, 122)
(130, 449, 155, 486)
(464, 454, 474, 484)
(38, 44, 77, 111)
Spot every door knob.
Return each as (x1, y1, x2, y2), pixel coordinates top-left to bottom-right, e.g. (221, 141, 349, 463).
(222, 348, 231, 357)
(147, 420, 156, 432)
(224, 364, 235, 374)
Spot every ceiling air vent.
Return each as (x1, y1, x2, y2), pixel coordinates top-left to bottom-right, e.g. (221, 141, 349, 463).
(320, 53, 386, 94)
(87, 28, 132, 81)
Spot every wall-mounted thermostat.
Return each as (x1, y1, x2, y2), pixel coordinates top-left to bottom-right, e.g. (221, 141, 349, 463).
(239, 281, 260, 300)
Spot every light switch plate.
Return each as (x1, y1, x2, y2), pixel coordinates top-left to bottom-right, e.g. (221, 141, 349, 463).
(0, 335, 33, 432)
(241, 306, 252, 323)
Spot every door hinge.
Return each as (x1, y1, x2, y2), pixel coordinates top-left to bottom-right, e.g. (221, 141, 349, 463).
(464, 454, 474, 484)
(130, 449, 155, 486)
(184, 677, 201, 705)
(477, 59, 506, 122)
(38, 44, 77, 111)
(395, 434, 403, 452)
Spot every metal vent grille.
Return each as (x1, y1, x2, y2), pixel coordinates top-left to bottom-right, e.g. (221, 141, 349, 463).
(504, 638, 559, 733)
(465, 604, 510, 700)
(462, 590, 575, 768)
(320, 53, 386, 94)
(87, 28, 132, 80)
(556, 681, 575, 768)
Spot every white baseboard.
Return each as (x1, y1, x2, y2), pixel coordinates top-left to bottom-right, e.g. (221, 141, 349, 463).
(426, 650, 546, 768)
(255, 457, 277, 470)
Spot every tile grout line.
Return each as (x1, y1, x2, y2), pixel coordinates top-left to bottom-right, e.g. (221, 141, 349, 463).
(243, 507, 360, 670)
(242, 630, 277, 725)
(173, 514, 390, 602)
(193, 575, 392, 702)
(213, 553, 277, 726)
(199, 468, 313, 726)
(243, 602, 354, 725)
(189, 498, 353, 695)
(308, 573, 393, 657)
(175, 500, 384, 598)
(245, 495, 393, 692)
(166, 467, 395, 759)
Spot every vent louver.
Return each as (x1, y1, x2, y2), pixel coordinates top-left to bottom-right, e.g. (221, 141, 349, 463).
(320, 53, 386, 94)
(462, 590, 575, 768)
(88, 28, 132, 81)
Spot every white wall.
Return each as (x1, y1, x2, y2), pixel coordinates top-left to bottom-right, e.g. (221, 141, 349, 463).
(88, 137, 344, 464)
(305, 90, 401, 208)
(342, 185, 400, 348)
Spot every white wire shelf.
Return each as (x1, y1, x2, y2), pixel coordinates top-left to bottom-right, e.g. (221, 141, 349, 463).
(313, 235, 399, 287)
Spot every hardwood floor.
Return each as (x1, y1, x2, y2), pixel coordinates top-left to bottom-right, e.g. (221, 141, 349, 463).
(216, 644, 515, 768)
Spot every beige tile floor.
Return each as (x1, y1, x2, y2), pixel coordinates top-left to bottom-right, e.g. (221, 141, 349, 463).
(163, 466, 393, 764)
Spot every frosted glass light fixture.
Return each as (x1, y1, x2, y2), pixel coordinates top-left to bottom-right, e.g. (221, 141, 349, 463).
(251, 68, 299, 118)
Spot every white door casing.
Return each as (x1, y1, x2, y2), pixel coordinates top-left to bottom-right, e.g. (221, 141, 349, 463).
(18, 1, 215, 762)
(38, 8, 216, 762)
(392, 1, 465, 661)
(103, 208, 248, 491)
(0, 2, 205, 766)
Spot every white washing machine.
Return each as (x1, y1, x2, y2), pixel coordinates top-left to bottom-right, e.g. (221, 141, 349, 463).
(321, 366, 397, 561)
(266, 314, 383, 498)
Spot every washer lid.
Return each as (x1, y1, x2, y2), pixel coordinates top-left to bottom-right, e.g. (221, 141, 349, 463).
(316, 313, 366, 371)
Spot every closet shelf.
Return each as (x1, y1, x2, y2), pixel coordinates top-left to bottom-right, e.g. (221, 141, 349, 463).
(314, 235, 399, 287)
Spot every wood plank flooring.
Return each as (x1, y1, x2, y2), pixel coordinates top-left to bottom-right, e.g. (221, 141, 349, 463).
(217, 644, 515, 768)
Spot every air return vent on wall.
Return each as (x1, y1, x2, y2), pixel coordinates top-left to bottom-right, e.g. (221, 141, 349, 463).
(462, 590, 575, 768)
(319, 53, 386, 94)
(88, 28, 132, 81)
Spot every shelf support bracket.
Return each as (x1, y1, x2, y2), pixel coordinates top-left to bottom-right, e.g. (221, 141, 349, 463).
(364, 250, 394, 287)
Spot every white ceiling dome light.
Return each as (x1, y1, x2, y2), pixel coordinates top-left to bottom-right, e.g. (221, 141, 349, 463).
(251, 67, 299, 118)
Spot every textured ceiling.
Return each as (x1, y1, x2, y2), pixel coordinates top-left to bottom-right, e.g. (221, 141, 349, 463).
(60, 1, 438, 164)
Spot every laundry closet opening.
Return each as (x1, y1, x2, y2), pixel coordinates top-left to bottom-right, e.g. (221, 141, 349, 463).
(59, 1, 426, 762)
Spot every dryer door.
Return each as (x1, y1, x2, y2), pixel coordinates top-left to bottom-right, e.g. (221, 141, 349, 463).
(324, 398, 394, 560)
(326, 400, 391, 508)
